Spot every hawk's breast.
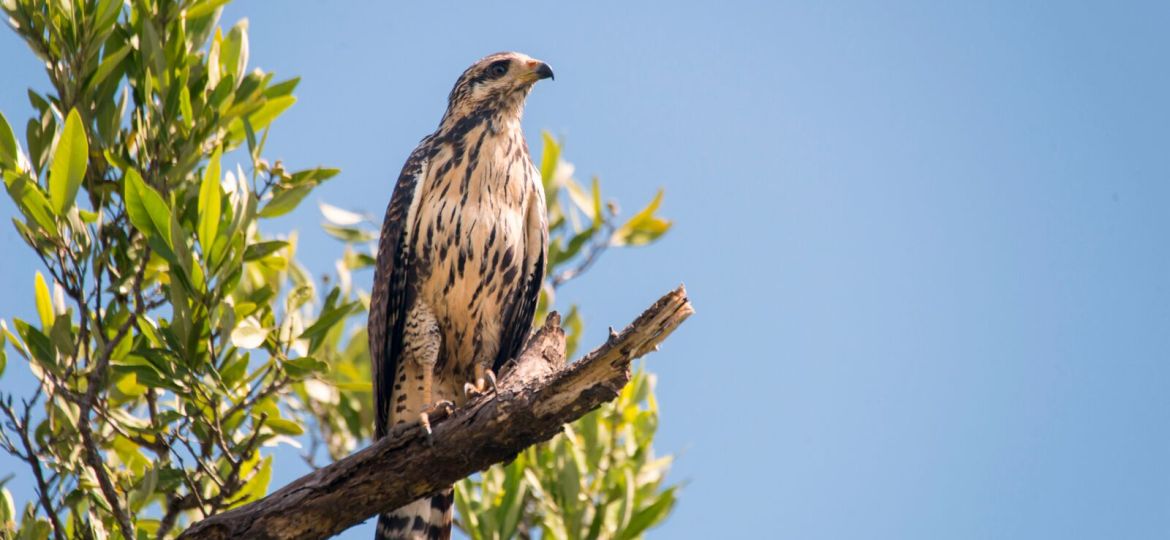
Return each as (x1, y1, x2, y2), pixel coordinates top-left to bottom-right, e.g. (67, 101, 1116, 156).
(410, 125, 537, 391)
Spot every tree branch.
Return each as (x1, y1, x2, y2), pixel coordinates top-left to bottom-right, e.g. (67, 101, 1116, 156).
(178, 285, 692, 540)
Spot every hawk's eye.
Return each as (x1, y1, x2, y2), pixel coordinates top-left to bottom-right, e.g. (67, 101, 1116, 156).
(488, 61, 509, 78)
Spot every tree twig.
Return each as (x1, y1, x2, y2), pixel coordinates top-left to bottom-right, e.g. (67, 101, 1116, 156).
(178, 285, 692, 540)
(0, 398, 65, 540)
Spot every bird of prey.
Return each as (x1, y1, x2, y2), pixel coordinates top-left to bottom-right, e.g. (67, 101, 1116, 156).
(368, 52, 553, 540)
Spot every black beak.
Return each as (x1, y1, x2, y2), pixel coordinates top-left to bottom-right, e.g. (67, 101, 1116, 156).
(535, 62, 555, 81)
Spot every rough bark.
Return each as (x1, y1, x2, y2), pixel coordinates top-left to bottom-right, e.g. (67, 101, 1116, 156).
(178, 285, 693, 540)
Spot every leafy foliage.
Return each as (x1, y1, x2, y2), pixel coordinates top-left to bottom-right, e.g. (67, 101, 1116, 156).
(453, 368, 675, 540)
(0, 0, 341, 537)
(0, 1, 677, 538)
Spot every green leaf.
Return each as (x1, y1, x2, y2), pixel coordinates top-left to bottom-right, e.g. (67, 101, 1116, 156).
(243, 240, 288, 261)
(265, 416, 304, 436)
(612, 189, 671, 247)
(33, 272, 53, 330)
(207, 28, 224, 88)
(248, 95, 294, 131)
(257, 184, 311, 218)
(179, 85, 195, 130)
(13, 319, 55, 375)
(128, 466, 158, 512)
(299, 301, 356, 350)
(25, 103, 56, 174)
(221, 20, 250, 84)
(219, 353, 250, 387)
(0, 488, 13, 526)
(281, 356, 326, 378)
(237, 455, 272, 504)
(198, 149, 222, 248)
(0, 111, 18, 168)
(88, 43, 130, 91)
(263, 77, 300, 99)
(321, 223, 376, 243)
(0, 327, 7, 378)
(49, 109, 89, 215)
(615, 487, 677, 540)
(94, 0, 122, 32)
(123, 169, 172, 247)
(289, 167, 340, 185)
(540, 131, 560, 206)
(227, 96, 296, 143)
(185, 0, 232, 19)
(591, 177, 603, 226)
(4, 174, 56, 231)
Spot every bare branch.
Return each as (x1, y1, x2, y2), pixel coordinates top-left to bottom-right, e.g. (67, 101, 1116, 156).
(550, 235, 610, 288)
(1, 399, 66, 540)
(178, 286, 692, 540)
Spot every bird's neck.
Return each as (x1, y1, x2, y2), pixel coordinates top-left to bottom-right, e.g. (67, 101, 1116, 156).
(438, 89, 529, 137)
(437, 106, 524, 141)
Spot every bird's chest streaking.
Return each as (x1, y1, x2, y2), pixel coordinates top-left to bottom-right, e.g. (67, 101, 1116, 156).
(409, 123, 539, 396)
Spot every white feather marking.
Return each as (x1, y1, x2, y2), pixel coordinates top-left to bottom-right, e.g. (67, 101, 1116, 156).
(402, 159, 430, 247)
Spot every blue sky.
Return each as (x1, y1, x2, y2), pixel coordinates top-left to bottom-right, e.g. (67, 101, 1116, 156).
(2, 1, 1169, 538)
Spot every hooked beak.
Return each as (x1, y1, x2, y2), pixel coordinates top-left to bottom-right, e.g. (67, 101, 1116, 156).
(524, 60, 554, 82)
(535, 62, 555, 81)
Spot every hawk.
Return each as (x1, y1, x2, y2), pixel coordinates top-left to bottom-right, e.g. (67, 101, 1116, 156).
(368, 52, 554, 540)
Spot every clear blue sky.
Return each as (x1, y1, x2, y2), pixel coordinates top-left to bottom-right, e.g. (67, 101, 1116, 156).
(2, 1, 1169, 538)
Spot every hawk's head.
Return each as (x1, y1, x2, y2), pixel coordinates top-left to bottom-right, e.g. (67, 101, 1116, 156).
(444, 52, 554, 121)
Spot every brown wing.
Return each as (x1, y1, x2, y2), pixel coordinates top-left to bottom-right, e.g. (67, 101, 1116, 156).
(369, 143, 430, 439)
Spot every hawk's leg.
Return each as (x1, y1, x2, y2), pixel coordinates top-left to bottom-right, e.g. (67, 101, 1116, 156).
(463, 363, 498, 399)
(405, 301, 451, 444)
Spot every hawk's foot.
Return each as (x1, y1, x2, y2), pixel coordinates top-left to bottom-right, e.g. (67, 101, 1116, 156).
(463, 369, 498, 399)
(418, 400, 455, 446)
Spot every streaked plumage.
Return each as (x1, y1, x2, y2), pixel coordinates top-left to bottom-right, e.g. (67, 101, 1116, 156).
(368, 52, 553, 540)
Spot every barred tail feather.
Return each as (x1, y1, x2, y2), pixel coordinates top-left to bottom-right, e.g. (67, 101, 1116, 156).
(376, 489, 453, 540)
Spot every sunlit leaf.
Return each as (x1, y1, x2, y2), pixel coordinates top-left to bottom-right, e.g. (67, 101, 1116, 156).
(289, 166, 340, 185)
(612, 189, 671, 247)
(33, 272, 53, 330)
(244, 240, 288, 261)
(615, 487, 677, 540)
(199, 148, 223, 248)
(221, 20, 250, 84)
(88, 43, 130, 91)
(247, 95, 293, 131)
(0, 327, 7, 378)
(265, 416, 304, 436)
(299, 301, 357, 351)
(263, 77, 300, 99)
(231, 318, 269, 349)
(321, 223, 376, 243)
(540, 131, 560, 206)
(258, 184, 311, 218)
(0, 111, 18, 168)
(124, 169, 172, 247)
(229, 96, 295, 142)
(185, 0, 232, 20)
(49, 109, 88, 215)
(234, 455, 273, 506)
(128, 467, 158, 512)
(179, 85, 195, 130)
(319, 201, 363, 226)
(5, 175, 56, 231)
(13, 319, 55, 375)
